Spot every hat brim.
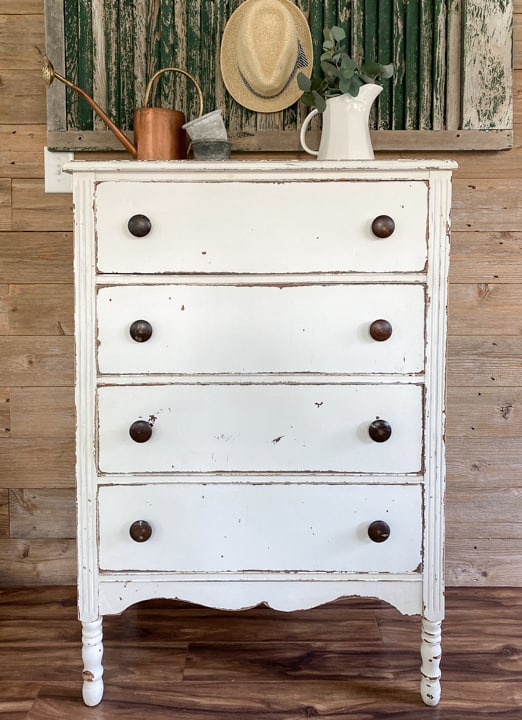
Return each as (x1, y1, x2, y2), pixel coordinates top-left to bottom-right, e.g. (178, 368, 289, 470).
(220, 0, 313, 113)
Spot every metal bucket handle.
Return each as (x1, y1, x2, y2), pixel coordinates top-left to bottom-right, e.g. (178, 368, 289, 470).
(144, 67, 204, 118)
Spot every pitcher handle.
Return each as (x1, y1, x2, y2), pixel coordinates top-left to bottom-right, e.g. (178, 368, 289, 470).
(300, 109, 319, 156)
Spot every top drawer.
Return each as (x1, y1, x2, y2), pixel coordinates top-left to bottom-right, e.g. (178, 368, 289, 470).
(94, 180, 428, 274)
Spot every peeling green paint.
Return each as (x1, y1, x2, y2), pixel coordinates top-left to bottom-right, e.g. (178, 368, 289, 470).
(53, 0, 513, 147)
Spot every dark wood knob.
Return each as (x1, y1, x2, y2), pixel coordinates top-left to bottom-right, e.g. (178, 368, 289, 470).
(371, 215, 395, 238)
(368, 419, 392, 442)
(368, 520, 391, 543)
(129, 420, 153, 443)
(128, 214, 152, 237)
(129, 520, 152, 543)
(129, 319, 153, 342)
(369, 319, 393, 341)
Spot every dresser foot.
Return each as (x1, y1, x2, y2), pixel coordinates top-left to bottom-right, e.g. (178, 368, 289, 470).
(81, 618, 104, 706)
(420, 617, 442, 706)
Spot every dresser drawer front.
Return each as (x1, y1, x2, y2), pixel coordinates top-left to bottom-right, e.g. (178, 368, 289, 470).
(97, 383, 423, 474)
(98, 483, 423, 573)
(97, 283, 425, 375)
(95, 180, 428, 274)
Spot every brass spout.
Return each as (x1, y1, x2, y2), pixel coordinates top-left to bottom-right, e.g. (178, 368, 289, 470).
(41, 56, 138, 158)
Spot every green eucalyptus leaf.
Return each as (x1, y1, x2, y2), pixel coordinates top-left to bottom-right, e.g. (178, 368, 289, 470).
(340, 56, 357, 72)
(297, 72, 311, 92)
(323, 39, 334, 50)
(361, 61, 382, 79)
(380, 63, 394, 79)
(312, 90, 326, 113)
(300, 92, 315, 107)
(321, 60, 339, 77)
(330, 26, 346, 42)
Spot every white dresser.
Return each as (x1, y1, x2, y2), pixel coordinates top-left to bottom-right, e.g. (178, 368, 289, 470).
(67, 159, 454, 707)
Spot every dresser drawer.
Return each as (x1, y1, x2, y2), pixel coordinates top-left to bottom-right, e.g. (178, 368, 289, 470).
(97, 383, 423, 474)
(94, 180, 428, 274)
(98, 483, 423, 573)
(97, 283, 425, 375)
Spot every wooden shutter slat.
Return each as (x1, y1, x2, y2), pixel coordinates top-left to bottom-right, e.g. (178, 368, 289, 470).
(377, 0, 393, 130)
(404, 0, 420, 130)
(432, 0, 447, 130)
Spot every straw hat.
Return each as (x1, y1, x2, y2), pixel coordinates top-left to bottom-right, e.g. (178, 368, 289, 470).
(220, 0, 313, 112)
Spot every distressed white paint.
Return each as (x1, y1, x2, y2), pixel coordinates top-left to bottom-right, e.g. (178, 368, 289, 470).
(67, 159, 455, 706)
(98, 483, 423, 573)
(97, 283, 425, 375)
(97, 383, 423, 474)
(462, 0, 513, 129)
(420, 618, 442, 706)
(94, 179, 429, 274)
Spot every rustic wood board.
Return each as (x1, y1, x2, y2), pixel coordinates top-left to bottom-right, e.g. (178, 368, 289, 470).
(452, 178, 522, 231)
(0, 439, 75, 489)
(462, 0, 513, 130)
(448, 283, 522, 334)
(446, 487, 522, 539)
(446, 437, 522, 488)
(0, 232, 73, 284)
(0, 489, 8, 538)
(0, 387, 10, 438)
(447, 336, 522, 386)
(11, 180, 73, 232)
(446, 387, 522, 438)
(7, 284, 73, 336)
(450, 231, 522, 283)
(0, 337, 73, 386)
(9, 488, 76, 539)
(0, 178, 11, 232)
(10, 387, 74, 439)
(446, 539, 522, 585)
(0, 125, 47, 179)
(0, 538, 76, 585)
(0, 14, 44, 69)
(0, 71, 46, 125)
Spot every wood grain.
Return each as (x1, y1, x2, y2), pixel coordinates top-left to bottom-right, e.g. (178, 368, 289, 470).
(0, 438, 74, 489)
(0, 587, 521, 717)
(8, 284, 73, 336)
(9, 489, 75, 538)
(0, 232, 73, 284)
(9, 387, 74, 439)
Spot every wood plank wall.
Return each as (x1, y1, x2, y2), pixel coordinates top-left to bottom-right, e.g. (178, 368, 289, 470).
(0, 0, 521, 586)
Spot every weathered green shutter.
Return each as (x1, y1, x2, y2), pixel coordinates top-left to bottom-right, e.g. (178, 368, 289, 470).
(44, 0, 512, 151)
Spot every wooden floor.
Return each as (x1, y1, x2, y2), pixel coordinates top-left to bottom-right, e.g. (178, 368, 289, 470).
(0, 586, 520, 719)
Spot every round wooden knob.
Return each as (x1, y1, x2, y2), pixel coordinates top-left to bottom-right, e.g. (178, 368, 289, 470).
(128, 214, 152, 237)
(368, 520, 391, 543)
(369, 319, 393, 341)
(129, 319, 153, 342)
(129, 520, 152, 543)
(368, 419, 392, 443)
(371, 215, 395, 238)
(129, 420, 153, 443)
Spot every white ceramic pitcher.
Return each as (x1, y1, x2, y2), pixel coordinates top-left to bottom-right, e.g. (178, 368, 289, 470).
(300, 83, 383, 160)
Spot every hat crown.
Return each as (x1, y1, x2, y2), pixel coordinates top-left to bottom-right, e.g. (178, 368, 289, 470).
(220, 0, 313, 112)
(237, 0, 297, 97)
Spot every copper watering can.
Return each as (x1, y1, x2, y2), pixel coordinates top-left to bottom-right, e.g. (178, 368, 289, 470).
(42, 57, 204, 160)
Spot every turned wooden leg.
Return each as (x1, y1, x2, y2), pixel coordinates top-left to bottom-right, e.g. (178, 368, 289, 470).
(420, 617, 442, 706)
(82, 618, 104, 706)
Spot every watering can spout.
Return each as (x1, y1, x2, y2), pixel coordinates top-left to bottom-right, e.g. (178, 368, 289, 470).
(41, 57, 204, 160)
(42, 56, 138, 157)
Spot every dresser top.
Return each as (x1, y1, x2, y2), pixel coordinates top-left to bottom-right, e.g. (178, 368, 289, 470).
(64, 158, 457, 181)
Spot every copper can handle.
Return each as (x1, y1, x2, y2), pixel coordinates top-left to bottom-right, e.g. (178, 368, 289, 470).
(144, 67, 204, 118)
